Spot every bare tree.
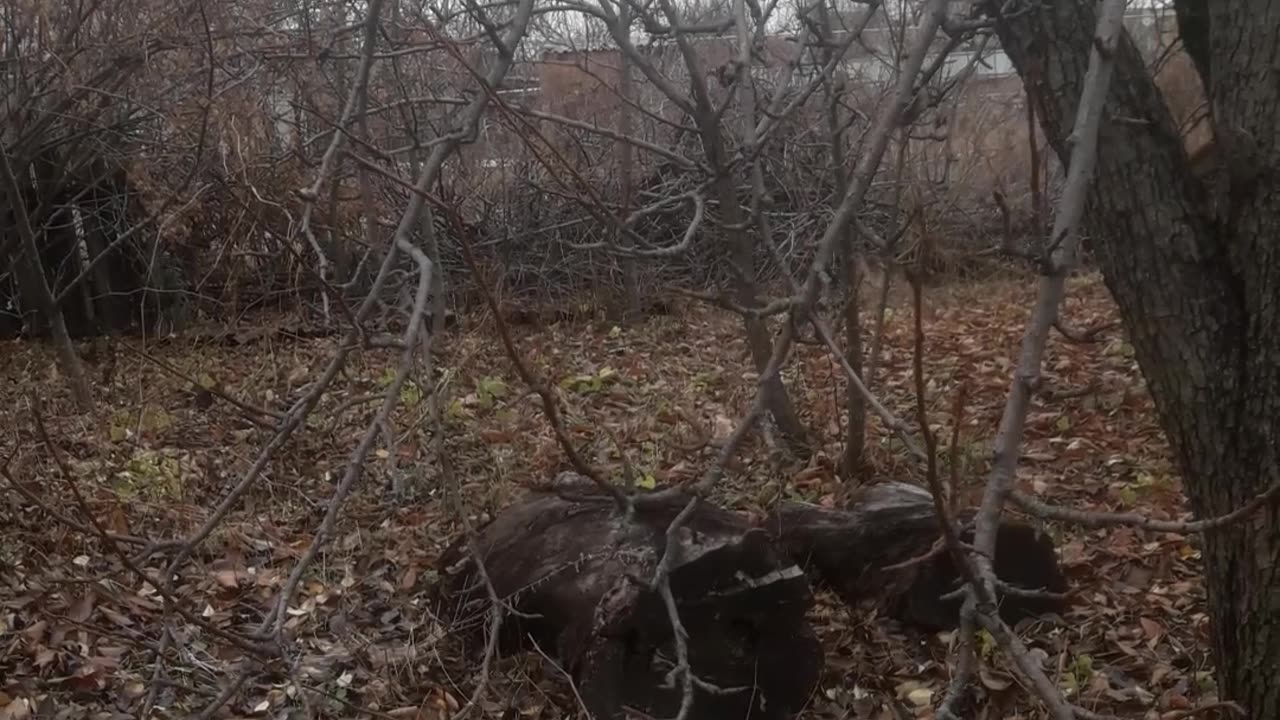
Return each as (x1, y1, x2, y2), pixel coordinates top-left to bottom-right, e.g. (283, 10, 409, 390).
(981, 0, 1280, 716)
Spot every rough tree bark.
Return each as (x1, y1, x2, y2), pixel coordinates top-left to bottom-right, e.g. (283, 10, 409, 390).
(438, 481, 1067, 718)
(704, 103, 811, 457)
(642, 0, 810, 453)
(987, 1, 1280, 716)
(437, 486, 823, 720)
(766, 481, 1067, 631)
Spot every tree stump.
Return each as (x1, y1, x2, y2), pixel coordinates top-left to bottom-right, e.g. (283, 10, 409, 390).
(765, 482, 1068, 629)
(437, 483, 822, 720)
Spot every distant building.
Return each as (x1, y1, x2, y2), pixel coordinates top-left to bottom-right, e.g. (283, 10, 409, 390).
(468, 2, 1194, 204)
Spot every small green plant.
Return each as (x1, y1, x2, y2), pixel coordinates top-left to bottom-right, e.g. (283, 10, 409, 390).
(114, 451, 183, 500)
(690, 370, 718, 393)
(446, 398, 468, 421)
(977, 629, 996, 660)
(399, 381, 422, 408)
(107, 406, 173, 442)
(561, 367, 618, 395)
(376, 367, 397, 387)
(1115, 471, 1172, 508)
(474, 376, 508, 408)
(1116, 485, 1139, 507)
(1065, 653, 1095, 693)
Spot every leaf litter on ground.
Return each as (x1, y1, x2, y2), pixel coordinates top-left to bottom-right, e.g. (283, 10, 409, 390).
(0, 272, 1222, 719)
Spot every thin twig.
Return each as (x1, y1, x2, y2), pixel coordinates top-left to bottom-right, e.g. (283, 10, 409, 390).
(1011, 482, 1280, 534)
(295, 0, 389, 323)
(948, 383, 968, 513)
(1052, 318, 1117, 344)
(948, 4, 1131, 719)
(651, 498, 700, 720)
(909, 275, 983, 600)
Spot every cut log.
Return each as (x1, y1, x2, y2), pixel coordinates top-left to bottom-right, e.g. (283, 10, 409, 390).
(436, 482, 822, 720)
(765, 482, 1068, 630)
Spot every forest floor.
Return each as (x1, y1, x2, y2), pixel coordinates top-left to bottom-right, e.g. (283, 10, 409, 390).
(0, 271, 1225, 720)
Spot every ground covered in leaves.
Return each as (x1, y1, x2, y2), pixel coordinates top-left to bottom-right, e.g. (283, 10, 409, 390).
(0, 272, 1223, 719)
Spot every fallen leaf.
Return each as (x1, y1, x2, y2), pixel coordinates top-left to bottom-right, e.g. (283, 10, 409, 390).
(69, 590, 97, 623)
(65, 666, 105, 694)
(711, 414, 734, 441)
(21, 620, 48, 644)
(400, 566, 420, 591)
(34, 647, 57, 667)
(1140, 616, 1164, 646)
(480, 429, 512, 444)
(905, 687, 934, 707)
(0, 697, 32, 720)
(107, 506, 131, 536)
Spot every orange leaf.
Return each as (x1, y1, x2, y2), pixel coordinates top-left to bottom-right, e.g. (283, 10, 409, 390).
(1139, 616, 1164, 642)
(400, 566, 420, 591)
(479, 429, 512, 444)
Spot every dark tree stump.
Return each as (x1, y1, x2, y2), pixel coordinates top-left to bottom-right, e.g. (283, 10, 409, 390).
(437, 485, 822, 720)
(765, 482, 1068, 630)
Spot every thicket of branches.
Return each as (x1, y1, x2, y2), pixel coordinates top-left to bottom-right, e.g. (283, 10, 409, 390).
(1, 0, 1204, 333)
(4, 0, 1248, 718)
(0, 0, 1047, 335)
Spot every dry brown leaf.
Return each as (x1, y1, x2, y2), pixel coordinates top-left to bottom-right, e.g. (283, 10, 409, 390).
(107, 506, 131, 536)
(20, 620, 47, 644)
(0, 697, 32, 720)
(480, 429, 512, 444)
(68, 590, 96, 623)
(1139, 617, 1164, 643)
(399, 566, 419, 591)
(213, 570, 239, 589)
(34, 647, 57, 668)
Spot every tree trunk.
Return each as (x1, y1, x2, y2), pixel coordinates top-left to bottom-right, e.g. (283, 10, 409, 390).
(0, 146, 94, 412)
(765, 481, 1067, 631)
(81, 214, 124, 332)
(713, 173, 810, 453)
(816, 0, 867, 477)
(439, 480, 1067, 718)
(987, 2, 1280, 716)
(614, 0, 642, 325)
(841, 256, 867, 474)
(654, 13, 808, 454)
(437, 485, 822, 720)
(328, 41, 353, 289)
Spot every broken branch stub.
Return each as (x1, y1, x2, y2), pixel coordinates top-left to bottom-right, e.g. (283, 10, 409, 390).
(437, 482, 822, 720)
(765, 482, 1068, 630)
